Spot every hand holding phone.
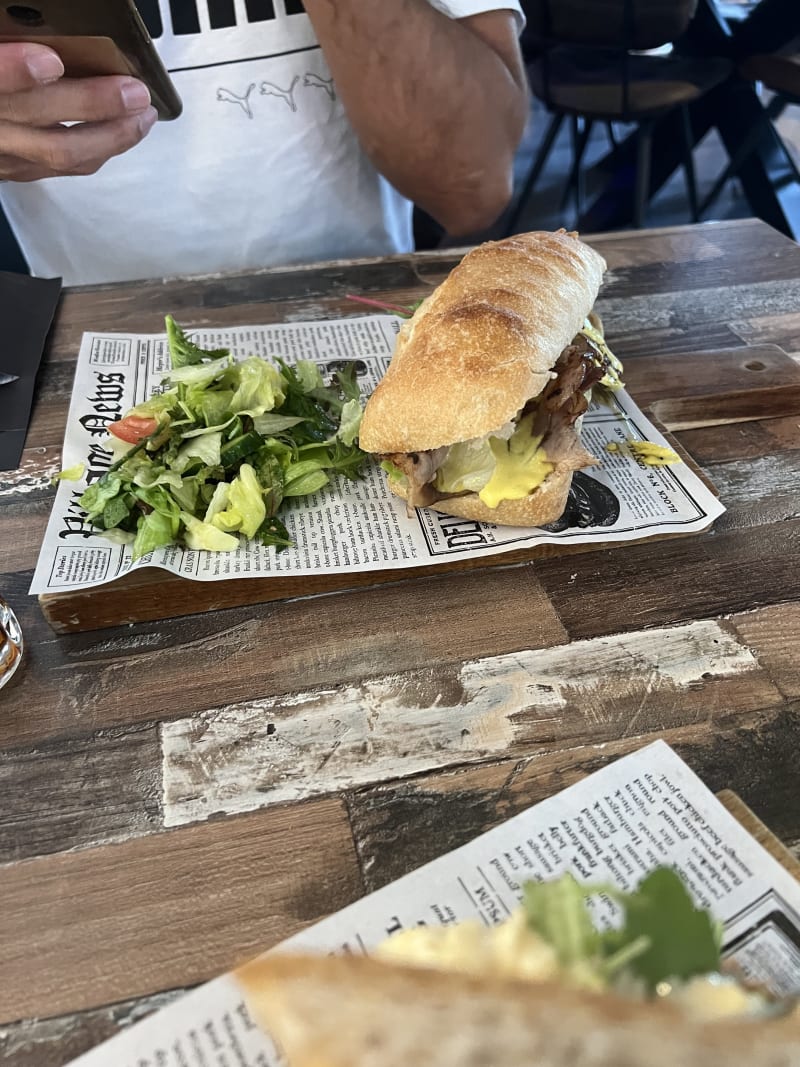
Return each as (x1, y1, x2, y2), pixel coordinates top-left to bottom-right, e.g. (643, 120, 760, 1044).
(0, 0, 182, 182)
(0, 39, 158, 181)
(1, 1, 182, 118)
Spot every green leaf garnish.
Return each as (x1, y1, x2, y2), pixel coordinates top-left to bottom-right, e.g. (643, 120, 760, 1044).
(522, 867, 722, 994)
(603, 868, 722, 990)
(255, 514, 293, 552)
(166, 315, 230, 368)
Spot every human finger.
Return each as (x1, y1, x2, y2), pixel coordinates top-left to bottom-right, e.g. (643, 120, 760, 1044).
(0, 42, 64, 92)
(0, 75, 151, 127)
(0, 107, 157, 179)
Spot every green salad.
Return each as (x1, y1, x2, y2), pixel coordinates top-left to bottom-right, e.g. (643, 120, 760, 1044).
(70, 317, 368, 560)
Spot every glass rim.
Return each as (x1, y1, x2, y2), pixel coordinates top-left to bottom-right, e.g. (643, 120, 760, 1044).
(0, 595, 23, 690)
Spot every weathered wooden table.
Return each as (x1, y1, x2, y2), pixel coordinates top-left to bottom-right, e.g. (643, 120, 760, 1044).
(1, 218, 799, 1065)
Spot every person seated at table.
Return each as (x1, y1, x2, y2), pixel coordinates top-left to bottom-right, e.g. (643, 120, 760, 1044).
(0, 0, 527, 287)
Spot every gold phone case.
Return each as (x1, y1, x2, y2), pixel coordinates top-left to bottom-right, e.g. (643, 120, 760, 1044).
(0, 0, 182, 120)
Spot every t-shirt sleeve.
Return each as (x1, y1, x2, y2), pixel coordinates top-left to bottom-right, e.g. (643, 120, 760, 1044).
(427, 0, 525, 33)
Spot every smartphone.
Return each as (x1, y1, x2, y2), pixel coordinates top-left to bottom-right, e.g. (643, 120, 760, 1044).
(0, 0, 182, 120)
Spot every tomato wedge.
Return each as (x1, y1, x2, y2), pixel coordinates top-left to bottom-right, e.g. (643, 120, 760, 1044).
(108, 415, 159, 444)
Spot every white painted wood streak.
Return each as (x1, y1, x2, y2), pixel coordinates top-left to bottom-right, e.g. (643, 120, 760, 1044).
(0, 452, 61, 497)
(161, 619, 759, 827)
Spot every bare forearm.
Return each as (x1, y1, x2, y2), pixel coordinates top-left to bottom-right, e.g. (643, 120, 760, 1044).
(304, 0, 528, 234)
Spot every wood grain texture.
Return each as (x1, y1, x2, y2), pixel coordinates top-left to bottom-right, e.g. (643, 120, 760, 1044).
(622, 344, 800, 406)
(0, 565, 567, 748)
(676, 414, 800, 465)
(0, 724, 161, 863)
(2, 219, 800, 1064)
(535, 516, 800, 639)
(732, 311, 800, 357)
(641, 349, 800, 430)
(34, 545, 596, 634)
(730, 603, 800, 699)
(160, 618, 776, 826)
(348, 700, 800, 893)
(0, 989, 186, 1067)
(0, 798, 363, 1022)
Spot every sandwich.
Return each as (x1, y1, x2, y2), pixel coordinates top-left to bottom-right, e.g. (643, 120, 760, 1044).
(235, 868, 800, 1067)
(358, 229, 623, 527)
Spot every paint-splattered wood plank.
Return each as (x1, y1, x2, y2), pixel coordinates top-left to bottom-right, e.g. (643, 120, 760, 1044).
(157, 619, 778, 827)
(0, 565, 567, 748)
(0, 614, 786, 864)
(730, 603, 800, 699)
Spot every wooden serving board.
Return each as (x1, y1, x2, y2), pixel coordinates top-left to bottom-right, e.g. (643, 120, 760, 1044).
(37, 343, 800, 634)
(719, 791, 800, 884)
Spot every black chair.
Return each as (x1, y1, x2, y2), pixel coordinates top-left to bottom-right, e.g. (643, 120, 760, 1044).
(504, 0, 732, 234)
(700, 52, 800, 217)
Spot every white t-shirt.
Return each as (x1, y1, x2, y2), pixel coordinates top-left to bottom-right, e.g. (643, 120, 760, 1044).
(0, 0, 521, 286)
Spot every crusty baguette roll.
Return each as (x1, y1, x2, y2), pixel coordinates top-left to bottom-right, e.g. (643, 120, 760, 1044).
(359, 229, 606, 454)
(359, 230, 609, 528)
(236, 952, 800, 1067)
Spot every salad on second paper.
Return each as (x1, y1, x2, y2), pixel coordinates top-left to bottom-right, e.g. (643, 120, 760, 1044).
(63, 317, 368, 559)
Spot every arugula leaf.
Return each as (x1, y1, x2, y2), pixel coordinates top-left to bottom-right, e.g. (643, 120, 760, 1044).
(299, 439, 365, 481)
(255, 514, 293, 551)
(522, 867, 722, 995)
(254, 451, 285, 517)
(332, 362, 361, 404)
(604, 867, 722, 990)
(166, 315, 230, 368)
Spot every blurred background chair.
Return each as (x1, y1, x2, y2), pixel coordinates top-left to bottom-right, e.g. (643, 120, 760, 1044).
(503, 0, 732, 235)
(700, 51, 800, 217)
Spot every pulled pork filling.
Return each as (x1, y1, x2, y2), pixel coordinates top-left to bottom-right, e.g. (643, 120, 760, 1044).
(381, 331, 615, 509)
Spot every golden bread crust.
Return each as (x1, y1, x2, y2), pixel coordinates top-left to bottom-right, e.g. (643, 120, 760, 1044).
(359, 229, 606, 453)
(236, 952, 800, 1067)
